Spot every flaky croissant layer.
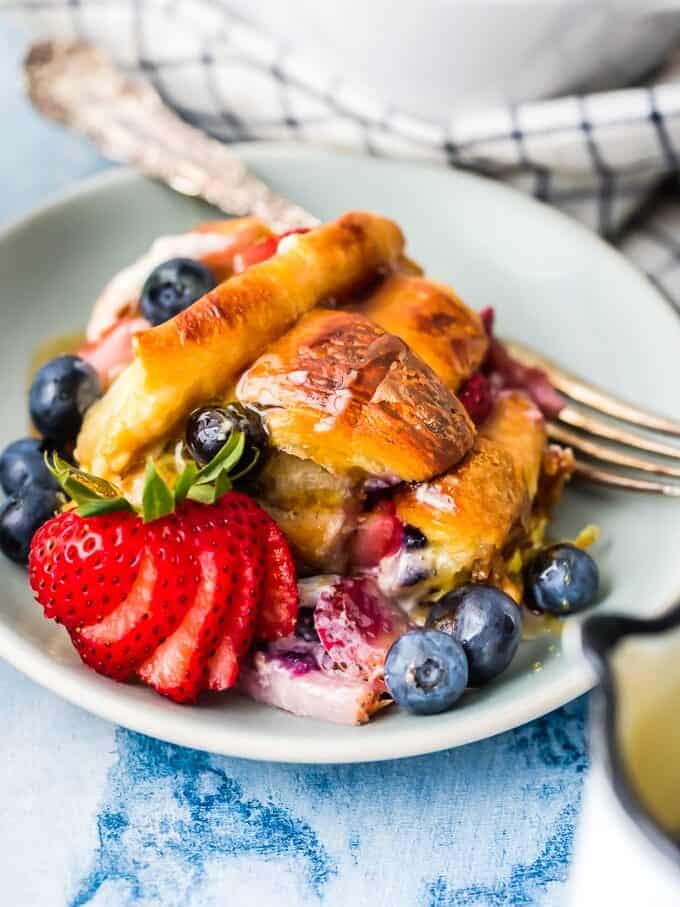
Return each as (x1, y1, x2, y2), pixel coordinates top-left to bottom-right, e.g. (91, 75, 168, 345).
(76, 212, 406, 479)
(237, 307, 475, 482)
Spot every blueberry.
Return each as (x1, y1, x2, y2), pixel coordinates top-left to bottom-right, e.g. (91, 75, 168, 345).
(140, 258, 217, 326)
(294, 608, 319, 643)
(426, 584, 521, 686)
(525, 543, 599, 615)
(399, 563, 432, 588)
(29, 355, 102, 445)
(0, 487, 60, 564)
(0, 438, 60, 496)
(403, 524, 427, 549)
(276, 649, 319, 677)
(384, 629, 468, 715)
(185, 403, 268, 469)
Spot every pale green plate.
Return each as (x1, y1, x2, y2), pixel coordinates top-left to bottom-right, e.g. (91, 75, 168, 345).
(1, 146, 679, 763)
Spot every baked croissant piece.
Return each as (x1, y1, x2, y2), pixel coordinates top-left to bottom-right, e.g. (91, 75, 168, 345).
(247, 450, 362, 574)
(352, 273, 488, 392)
(240, 257, 489, 572)
(236, 308, 475, 482)
(76, 212, 405, 479)
(373, 390, 548, 604)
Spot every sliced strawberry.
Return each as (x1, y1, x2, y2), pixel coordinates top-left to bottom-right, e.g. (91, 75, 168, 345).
(29, 485, 299, 701)
(231, 228, 311, 275)
(75, 514, 198, 681)
(29, 509, 145, 632)
(71, 549, 156, 680)
(193, 219, 274, 281)
(138, 544, 235, 702)
(187, 491, 297, 687)
(232, 236, 279, 274)
(170, 496, 265, 691)
(480, 306, 495, 337)
(352, 500, 403, 568)
(139, 497, 269, 700)
(484, 338, 564, 418)
(458, 371, 493, 426)
(205, 637, 239, 691)
(314, 576, 409, 683)
(203, 497, 266, 690)
(256, 514, 299, 641)
(78, 316, 149, 389)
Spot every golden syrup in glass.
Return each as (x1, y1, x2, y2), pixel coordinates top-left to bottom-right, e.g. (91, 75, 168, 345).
(616, 626, 680, 841)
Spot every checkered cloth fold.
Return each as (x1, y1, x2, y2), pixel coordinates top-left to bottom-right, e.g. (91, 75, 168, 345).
(7, 0, 680, 311)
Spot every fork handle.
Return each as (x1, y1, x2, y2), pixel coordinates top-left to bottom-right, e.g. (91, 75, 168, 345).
(24, 40, 319, 233)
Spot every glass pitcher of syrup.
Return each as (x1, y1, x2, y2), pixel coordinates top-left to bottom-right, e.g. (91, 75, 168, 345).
(568, 604, 680, 906)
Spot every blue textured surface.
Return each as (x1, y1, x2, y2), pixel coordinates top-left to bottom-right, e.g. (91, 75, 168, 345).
(0, 22, 588, 906)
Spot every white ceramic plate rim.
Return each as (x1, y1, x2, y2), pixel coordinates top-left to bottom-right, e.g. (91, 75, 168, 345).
(0, 153, 678, 763)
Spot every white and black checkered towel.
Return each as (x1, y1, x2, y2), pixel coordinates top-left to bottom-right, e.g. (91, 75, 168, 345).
(7, 0, 680, 311)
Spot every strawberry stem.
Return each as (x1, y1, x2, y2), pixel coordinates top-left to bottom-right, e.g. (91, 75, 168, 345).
(141, 461, 176, 522)
(45, 453, 134, 517)
(45, 427, 258, 523)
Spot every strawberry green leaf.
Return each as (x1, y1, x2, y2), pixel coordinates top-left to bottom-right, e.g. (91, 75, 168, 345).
(45, 452, 133, 511)
(212, 467, 233, 501)
(141, 461, 175, 523)
(45, 428, 254, 525)
(173, 461, 199, 505)
(45, 451, 71, 487)
(228, 447, 261, 482)
(185, 483, 214, 505)
(76, 497, 136, 518)
(186, 469, 232, 505)
(194, 431, 245, 485)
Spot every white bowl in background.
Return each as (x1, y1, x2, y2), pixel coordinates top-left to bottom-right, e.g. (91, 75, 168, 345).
(234, 0, 680, 118)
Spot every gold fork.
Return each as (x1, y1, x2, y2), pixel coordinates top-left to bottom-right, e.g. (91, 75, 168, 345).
(506, 341, 680, 496)
(24, 40, 680, 495)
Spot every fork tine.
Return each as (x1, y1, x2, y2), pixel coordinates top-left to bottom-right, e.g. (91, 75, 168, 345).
(548, 422, 680, 478)
(559, 405, 680, 461)
(504, 340, 680, 436)
(573, 460, 680, 496)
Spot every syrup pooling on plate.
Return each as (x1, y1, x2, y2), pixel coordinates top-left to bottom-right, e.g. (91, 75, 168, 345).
(2, 210, 599, 724)
(29, 330, 86, 382)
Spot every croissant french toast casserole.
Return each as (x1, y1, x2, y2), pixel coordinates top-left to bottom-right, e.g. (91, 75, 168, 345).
(9, 211, 600, 725)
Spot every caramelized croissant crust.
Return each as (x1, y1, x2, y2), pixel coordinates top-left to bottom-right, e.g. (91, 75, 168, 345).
(351, 273, 488, 391)
(237, 308, 476, 482)
(376, 391, 547, 601)
(76, 212, 405, 479)
(244, 270, 489, 571)
(395, 390, 545, 552)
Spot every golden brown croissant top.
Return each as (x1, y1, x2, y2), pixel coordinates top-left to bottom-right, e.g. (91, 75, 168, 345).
(351, 273, 488, 391)
(482, 388, 546, 499)
(385, 391, 546, 589)
(237, 308, 476, 481)
(76, 212, 405, 478)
